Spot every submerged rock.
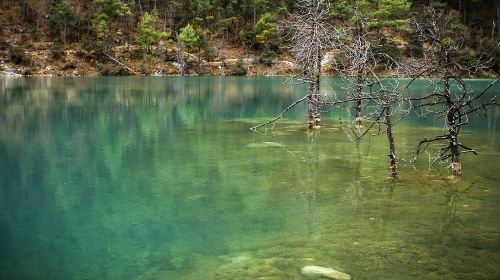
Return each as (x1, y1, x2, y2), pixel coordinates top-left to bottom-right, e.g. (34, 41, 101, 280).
(263, 142, 284, 148)
(246, 142, 284, 148)
(246, 143, 268, 148)
(231, 254, 252, 263)
(301, 266, 351, 280)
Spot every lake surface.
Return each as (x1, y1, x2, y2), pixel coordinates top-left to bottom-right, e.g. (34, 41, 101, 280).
(0, 77, 499, 280)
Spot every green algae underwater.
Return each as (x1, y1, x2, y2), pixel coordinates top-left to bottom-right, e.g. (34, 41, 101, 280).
(0, 76, 499, 280)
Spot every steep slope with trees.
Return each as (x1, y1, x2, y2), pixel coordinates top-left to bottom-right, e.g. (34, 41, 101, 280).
(0, 0, 498, 76)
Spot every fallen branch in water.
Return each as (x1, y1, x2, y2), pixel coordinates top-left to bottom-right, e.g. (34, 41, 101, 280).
(250, 95, 308, 131)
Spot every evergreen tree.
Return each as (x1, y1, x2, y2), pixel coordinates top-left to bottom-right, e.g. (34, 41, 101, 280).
(178, 23, 206, 71)
(254, 12, 279, 50)
(178, 23, 205, 54)
(94, 0, 132, 43)
(355, 0, 411, 31)
(136, 11, 170, 53)
(193, 0, 214, 22)
(48, 0, 74, 43)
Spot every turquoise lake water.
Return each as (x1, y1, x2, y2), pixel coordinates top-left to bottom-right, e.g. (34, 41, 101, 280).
(0, 77, 499, 279)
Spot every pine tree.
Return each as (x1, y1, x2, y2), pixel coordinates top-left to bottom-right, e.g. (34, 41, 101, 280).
(48, 0, 74, 43)
(178, 23, 204, 54)
(93, 0, 131, 43)
(178, 23, 206, 71)
(136, 12, 170, 53)
(354, 0, 411, 31)
(254, 12, 279, 50)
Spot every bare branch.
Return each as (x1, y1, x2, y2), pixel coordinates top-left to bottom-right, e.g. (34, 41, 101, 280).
(412, 135, 450, 163)
(250, 95, 308, 131)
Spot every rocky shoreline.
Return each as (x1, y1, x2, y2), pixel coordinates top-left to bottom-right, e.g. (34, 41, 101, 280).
(0, 42, 301, 77)
(1, 48, 497, 78)
(0, 60, 298, 77)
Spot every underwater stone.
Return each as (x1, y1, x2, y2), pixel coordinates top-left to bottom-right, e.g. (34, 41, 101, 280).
(246, 143, 268, 148)
(245, 142, 284, 148)
(231, 254, 251, 263)
(263, 142, 285, 148)
(300, 266, 351, 280)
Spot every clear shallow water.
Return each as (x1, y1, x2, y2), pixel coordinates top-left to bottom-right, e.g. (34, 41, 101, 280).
(0, 77, 499, 280)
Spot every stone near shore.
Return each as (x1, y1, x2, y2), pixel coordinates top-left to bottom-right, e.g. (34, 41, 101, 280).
(300, 266, 351, 280)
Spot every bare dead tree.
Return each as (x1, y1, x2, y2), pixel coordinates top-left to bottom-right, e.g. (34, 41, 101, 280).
(250, 0, 338, 131)
(327, 12, 412, 176)
(409, 7, 500, 177)
(369, 77, 413, 177)
(334, 14, 375, 130)
(330, 72, 411, 176)
(288, 0, 336, 129)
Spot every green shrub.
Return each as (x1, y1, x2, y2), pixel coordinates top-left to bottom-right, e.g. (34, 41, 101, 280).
(139, 64, 152, 75)
(61, 62, 76, 70)
(75, 49, 86, 58)
(203, 46, 216, 62)
(241, 28, 258, 50)
(98, 63, 129, 76)
(82, 37, 105, 59)
(259, 44, 277, 66)
(231, 58, 247, 76)
(143, 53, 157, 61)
(22, 68, 33, 76)
(8, 46, 30, 65)
(50, 42, 65, 60)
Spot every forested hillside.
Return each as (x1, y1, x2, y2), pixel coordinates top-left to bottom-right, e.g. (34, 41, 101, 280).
(0, 0, 499, 76)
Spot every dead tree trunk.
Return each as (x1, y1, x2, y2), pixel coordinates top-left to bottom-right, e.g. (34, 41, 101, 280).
(307, 82, 315, 127)
(253, 0, 257, 27)
(354, 73, 363, 127)
(444, 75, 461, 176)
(307, 48, 322, 129)
(314, 50, 321, 127)
(338, 18, 371, 130)
(354, 22, 366, 127)
(447, 116, 461, 176)
(198, 47, 202, 74)
(384, 106, 397, 177)
(102, 52, 138, 74)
